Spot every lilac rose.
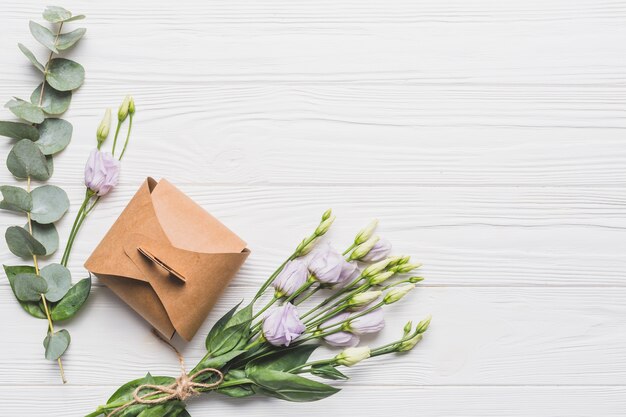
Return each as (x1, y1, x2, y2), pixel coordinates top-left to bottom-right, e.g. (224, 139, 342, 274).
(262, 303, 305, 346)
(309, 244, 357, 287)
(272, 259, 309, 297)
(84, 149, 120, 196)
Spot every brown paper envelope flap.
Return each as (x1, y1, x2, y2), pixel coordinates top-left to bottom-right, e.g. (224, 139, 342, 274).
(98, 274, 175, 339)
(151, 179, 247, 254)
(85, 178, 169, 282)
(137, 246, 187, 283)
(124, 233, 250, 341)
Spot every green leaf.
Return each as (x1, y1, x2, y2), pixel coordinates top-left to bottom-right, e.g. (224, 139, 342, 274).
(24, 222, 58, 256)
(30, 185, 69, 224)
(43, 329, 70, 360)
(206, 301, 241, 350)
(7, 139, 51, 180)
(51, 277, 91, 321)
(0, 121, 39, 140)
(12, 272, 48, 302)
(17, 43, 44, 72)
(5, 98, 45, 124)
(0, 185, 32, 212)
(247, 344, 319, 374)
(29, 21, 58, 53)
(46, 58, 85, 91)
(57, 28, 86, 51)
(4, 265, 47, 319)
(310, 364, 349, 380)
(107, 374, 175, 404)
(5, 225, 47, 258)
(43, 6, 72, 23)
(247, 369, 340, 402)
(136, 402, 186, 417)
(40, 263, 71, 302)
(218, 384, 256, 398)
(206, 302, 253, 356)
(35, 118, 72, 154)
(31, 83, 71, 115)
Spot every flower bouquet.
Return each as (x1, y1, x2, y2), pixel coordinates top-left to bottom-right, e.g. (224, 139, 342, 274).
(86, 211, 430, 417)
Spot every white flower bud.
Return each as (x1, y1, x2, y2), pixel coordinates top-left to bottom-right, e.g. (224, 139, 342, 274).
(347, 290, 381, 308)
(321, 208, 332, 221)
(383, 284, 415, 304)
(349, 236, 379, 260)
(388, 255, 410, 267)
(362, 258, 392, 278)
(391, 262, 422, 274)
(416, 315, 432, 334)
(403, 321, 412, 336)
(354, 219, 378, 245)
(118, 95, 132, 121)
(335, 346, 371, 367)
(128, 97, 135, 115)
(397, 334, 422, 352)
(295, 237, 318, 257)
(409, 276, 424, 283)
(315, 215, 336, 236)
(96, 108, 111, 144)
(368, 271, 394, 285)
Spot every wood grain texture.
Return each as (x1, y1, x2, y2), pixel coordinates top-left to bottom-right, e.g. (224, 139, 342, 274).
(0, 0, 625, 415)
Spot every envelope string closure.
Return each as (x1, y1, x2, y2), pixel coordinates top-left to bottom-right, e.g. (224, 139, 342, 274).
(109, 330, 223, 416)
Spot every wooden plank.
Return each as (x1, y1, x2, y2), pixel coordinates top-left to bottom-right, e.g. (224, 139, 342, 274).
(2, 184, 625, 287)
(1, 385, 625, 417)
(2, 286, 625, 386)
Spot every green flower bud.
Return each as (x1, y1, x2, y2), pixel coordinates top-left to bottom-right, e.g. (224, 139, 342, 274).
(416, 315, 432, 334)
(354, 219, 378, 245)
(295, 237, 318, 257)
(347, 290, 381, 308)
(403, 321, 413, 336)
(321, 208, 332, 221)
(362, 258, 392, 278)
(397, 334, 422, 352)
(335, 346, 371, 367)
(349, 236, 380, 260)
(383, 284, 415, 304)
(118, 95, 132, 121)
(388, 255, 410, 267)
(96, 108, 111, 145)
(390, 262, 422, 274)
(368, 271, 394, 285)
(408, 276, 424, 283)
(315, 215, 336, 236)
(128, 97, 135, 115)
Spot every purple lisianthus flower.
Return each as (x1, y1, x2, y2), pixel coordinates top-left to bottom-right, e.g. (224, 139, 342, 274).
(272, 259, 309, 297)
(347, 308, 385, 335)
(84, 149, 120, 196)
(361, 238, 392, 262)
(309, 244, 356, 287)
(262, 303, 305, 346)
(320, 312, 360, 347)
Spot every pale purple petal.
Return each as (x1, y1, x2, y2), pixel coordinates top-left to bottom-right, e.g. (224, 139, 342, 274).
(323, 331, 360, 347)
(262, 303, 306, 347)
(349, 308, 385, 335)
(84, 150, 121, 196)
(308, 244, 354, 286)
(272, 259, 309, 297)
(361, 239, 392, 262)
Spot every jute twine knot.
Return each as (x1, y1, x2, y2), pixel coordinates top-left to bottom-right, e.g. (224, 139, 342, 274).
(109, 330, 223, 416)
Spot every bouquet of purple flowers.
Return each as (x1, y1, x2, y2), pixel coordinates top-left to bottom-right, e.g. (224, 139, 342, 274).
(86, 211, 430, 417)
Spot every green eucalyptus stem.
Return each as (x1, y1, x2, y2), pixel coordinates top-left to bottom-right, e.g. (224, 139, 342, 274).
(37, 22, 63, 107)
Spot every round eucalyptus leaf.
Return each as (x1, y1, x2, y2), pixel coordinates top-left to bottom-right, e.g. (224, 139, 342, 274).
(24, 221, 59, 255)
(65, 15, 86, 22)
(57, 28, 86, 51)
(40, 263, 71, 302)
(30, 185, 69, 224)
(0, 185, 32, 213)
(43, 6, 72, 23)
(35, 118, 72, 155)
(0, 120, 39, 140)
(6, 139, 51, 180)
(13, 272, 48, 302)
(18, 43, 44, 72)
(29, 20, 58, 53)
(46, 58, 85, 91)
(5, 225, 47, 258)
(5, 98, 45, 124)
(31, 83, 71, 115)
(3, 265, 46, 319)
(43, 329, 71, 361)
(51, 277, 91, 321)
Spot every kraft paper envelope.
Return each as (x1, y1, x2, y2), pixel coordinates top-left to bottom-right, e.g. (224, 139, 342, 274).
(85, 177, 250, 341)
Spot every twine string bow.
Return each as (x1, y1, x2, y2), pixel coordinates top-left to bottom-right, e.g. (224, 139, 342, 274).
(109, 330, 223, 416)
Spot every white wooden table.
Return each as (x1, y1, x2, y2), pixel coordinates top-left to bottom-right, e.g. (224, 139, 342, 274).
(1, 1, 625, 416)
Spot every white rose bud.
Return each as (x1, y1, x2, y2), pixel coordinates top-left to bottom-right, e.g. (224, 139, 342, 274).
(354, 219, 378, 245)
(398, 334, 423, 352)
(118, 95, 132, 121)
(349, 236, 380, 260)
(347, 290, 382, 308)
(383, 284, 415, 304)
(335, 346, 371, 367)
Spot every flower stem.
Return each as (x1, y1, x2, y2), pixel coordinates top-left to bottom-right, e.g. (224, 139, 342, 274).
(60, 189, 94, 267)
(27, 177, 66, 383)
(111, 119, 123, 157)
(118, 113, 133, 160)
